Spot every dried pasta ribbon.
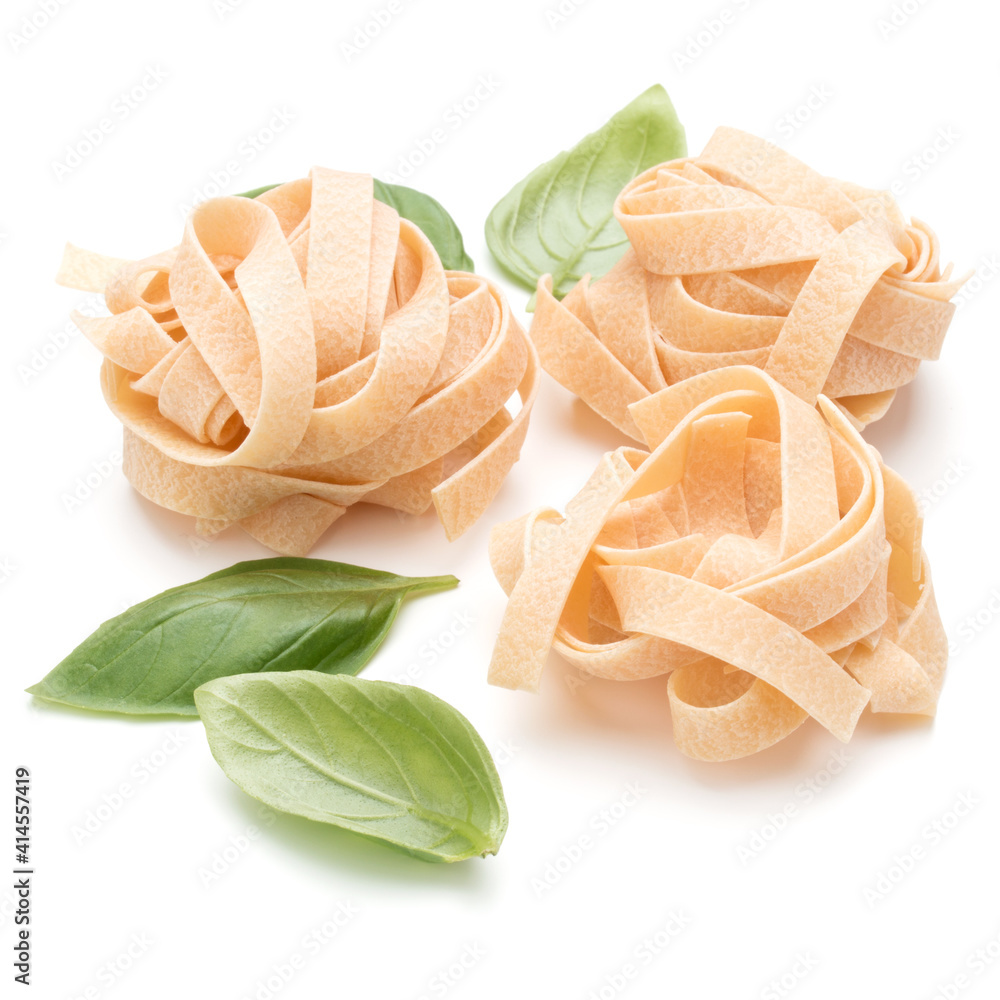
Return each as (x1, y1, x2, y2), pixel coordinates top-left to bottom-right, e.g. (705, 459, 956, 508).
(487, 366, 946, 762)
(57, 169, 539, 554)
(531, 127, 966, 433)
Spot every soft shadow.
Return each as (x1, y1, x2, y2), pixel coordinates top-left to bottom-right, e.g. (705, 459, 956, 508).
(323, 502, 442, 546)
(674, 723, 845, 789)
(542, 657, 927, 788)
(543, 657, 674, 753)
(860, 379, 918, 454)
(566, 397, 638, 451)
(854, 711, 935, 739)
(129, 486, 460, 569)
(126, 491, 255, 562)
(226, 785, 491, 888)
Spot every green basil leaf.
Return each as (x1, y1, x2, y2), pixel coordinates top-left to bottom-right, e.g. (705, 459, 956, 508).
(27, 558, 457, 717)
(195, 672, 507, 863)
(485, 84, 686, 303)
(372, 179, 475, 272)
(234, 182, 281, 199)
(235, 179, 474, 272)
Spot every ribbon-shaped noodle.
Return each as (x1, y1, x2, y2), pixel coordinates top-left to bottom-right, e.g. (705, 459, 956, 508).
(57, 169, 539, 554)
(488, 366, 946, 761)
(531, 127, 965, 434)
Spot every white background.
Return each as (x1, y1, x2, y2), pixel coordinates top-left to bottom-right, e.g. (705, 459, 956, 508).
(3, 0, 999, 997)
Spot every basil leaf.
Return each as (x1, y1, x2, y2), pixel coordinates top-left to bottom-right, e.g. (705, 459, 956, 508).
(27, 558, 457, 717)
(234, 182, 281, 199)
(372, 179, 475, 272)
(485, 84, 686, 303)
(235, 179, 474, 272)
(195, 672, 507, 863)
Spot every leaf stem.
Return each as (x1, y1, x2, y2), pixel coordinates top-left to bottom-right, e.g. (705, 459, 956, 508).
(412, 574, 460, 595)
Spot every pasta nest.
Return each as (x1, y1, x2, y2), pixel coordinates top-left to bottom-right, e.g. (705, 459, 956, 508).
(488, 366, 946, 761)
(532, 127, 965, 435)
(57, 169, 539, 554)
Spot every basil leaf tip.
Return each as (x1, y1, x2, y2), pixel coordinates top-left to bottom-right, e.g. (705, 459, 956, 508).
(195, 672, 508, 863)
(28, 558, 458, 717)
(233, 182, 281, 200)
(372, 178, 475, 272)
(484, 83, 686, 306)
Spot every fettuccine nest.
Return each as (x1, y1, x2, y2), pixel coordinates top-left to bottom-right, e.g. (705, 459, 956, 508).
(57, 169, 538, 554)
(532, 127, 965, 434)
(489, 367, 946, 761)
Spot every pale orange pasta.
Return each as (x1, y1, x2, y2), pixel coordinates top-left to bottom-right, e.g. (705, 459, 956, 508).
(531, 127, 965, 434)
(488, 366, 946, 761)
(57, 169, 539, 555)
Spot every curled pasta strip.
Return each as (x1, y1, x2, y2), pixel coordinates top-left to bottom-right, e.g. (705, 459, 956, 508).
(488, 366, 946, 761)
(57, 169, 539, 555)
(531, 127, 966, 434)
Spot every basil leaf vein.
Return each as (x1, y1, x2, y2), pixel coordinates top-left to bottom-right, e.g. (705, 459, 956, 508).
(27, 558, 457, 716)
(195, 672, 507, 862)
(484, 84, 686, 303)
